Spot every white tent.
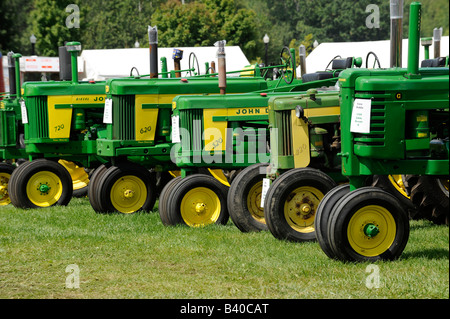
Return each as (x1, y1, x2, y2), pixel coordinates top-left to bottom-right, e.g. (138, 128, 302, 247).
(80, 46, 250, 81)
(299, 36, 449, 75)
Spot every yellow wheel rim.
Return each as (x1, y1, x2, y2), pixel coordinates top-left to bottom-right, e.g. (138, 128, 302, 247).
(0, 172, 12, 206)
(110, 175, 147, 214)
(246, 181, 265, 224)
(283, 186, 323, 233)
(59, 160, 89, 191)
(26, 171, 63, 207)
(347, 205, 397, 257)
(181, 187, 221, 227)
(388, 175, 409, 199)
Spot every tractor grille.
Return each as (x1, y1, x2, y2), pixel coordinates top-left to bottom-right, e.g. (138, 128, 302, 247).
(27, 96, 49, 139)
(353, 91, 386, 147)
(112, 95, 135, 140)
(180, 109, 203, 152)
(351, 90, 405, 159)
(276, 110, 293, 156)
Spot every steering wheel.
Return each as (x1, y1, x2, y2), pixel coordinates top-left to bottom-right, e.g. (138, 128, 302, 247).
(188, 52, 200, 76)
(365, 51, 381, 69)
(129, 66, 140, 77)
(279, 46, 294, 84)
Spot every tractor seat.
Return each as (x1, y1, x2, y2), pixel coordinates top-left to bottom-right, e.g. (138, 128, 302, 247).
(421, 57, 446, 67)
(302, 57, 353, 83)
(302, 71, 336, 83)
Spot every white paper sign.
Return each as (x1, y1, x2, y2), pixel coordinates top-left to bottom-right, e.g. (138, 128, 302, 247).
(171, 115, 181, 143)
(350, 99, 372, 133)
(20, 100, 28, 124)
(260, 178, 271, 208)
(103, 98, 113, 124)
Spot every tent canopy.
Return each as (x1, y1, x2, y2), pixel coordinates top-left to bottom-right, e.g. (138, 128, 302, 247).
(300, 36, 449, 75)
(80, 46, 250, 81)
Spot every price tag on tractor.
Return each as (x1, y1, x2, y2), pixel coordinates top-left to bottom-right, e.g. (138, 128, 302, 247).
(103, 98, 113, 124)
(260, 178, 271, 208)
(350, 99, 372, 134)
(171, 115, 181, 143)
(20, 100, 28, 124)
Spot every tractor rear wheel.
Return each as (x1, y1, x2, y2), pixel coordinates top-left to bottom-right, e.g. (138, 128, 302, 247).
(0, 163, 16, 206)
(165, 174, 229, 227)
(227, 163, 269, 232)
(405, 175, 449, 225)
(94, 162, 156, 214)
(9, 159, 73, 209)
(59, 160, 90, 198)
(328, 187, 410, 262)
(264, 168, 337, 242)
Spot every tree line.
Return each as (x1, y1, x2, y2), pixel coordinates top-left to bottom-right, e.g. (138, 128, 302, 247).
(1, 0, 448, 64)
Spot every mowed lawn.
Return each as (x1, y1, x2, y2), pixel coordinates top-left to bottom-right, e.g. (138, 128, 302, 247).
(0, 197, 448, 299)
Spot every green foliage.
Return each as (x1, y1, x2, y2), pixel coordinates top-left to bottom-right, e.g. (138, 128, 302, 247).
(1, 0, 448, 62)
(151, 0, 258, 59)
(30, 0, 83, 56)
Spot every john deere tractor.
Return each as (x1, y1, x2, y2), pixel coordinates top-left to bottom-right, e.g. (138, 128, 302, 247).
(87, 40, 288, 215)
(6, 42, 108, 209)
(159, 47, 365, 228)
(0, 52, 27, 206)
(313, 2, 448, 262)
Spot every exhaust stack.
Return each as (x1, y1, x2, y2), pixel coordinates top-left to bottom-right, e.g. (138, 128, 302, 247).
(7, 52, 16, 96)
(215, 40, 227, 95)
(298, 45, 307, 76)
(148, 26, 158, 78)
(172, 49, 183, 78)
(390, 0, 404, 68)
(433, 27, 442, 58)
(59, 46, 72, 81)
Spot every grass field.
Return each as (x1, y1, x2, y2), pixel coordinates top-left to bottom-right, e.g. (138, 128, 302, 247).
(0, 197, 448, 300)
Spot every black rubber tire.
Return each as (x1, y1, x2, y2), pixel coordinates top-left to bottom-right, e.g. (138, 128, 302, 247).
(264, 168, 337, 242)
(95, 162, 157, 214)
(0, 162, 16, 206)
(406, 175, 449, 225)
(165, 174, 229, 227)
(158, 176, 182, 226)
(328, 187, 410, 262)
(87, 163, 111, 212)
(9, 159, 73, 209)
(315, 184, 350, 259)
(227, 163, 269, 232)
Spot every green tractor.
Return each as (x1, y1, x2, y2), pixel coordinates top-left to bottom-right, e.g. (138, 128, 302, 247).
(159, 50, 364, 228)
(313, 2, 448, 262)
(233, 89, 345, 238)
(87, 40, 296, 215)
(0, 52, 28, 206)
(6, 42, 108, 208)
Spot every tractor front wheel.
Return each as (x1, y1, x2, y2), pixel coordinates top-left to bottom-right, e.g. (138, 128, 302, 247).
(94, 163, 156, 214)
(9, 159, 73, 209)
(328, 187, 410, 262)
(165, 174, 229, 227)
